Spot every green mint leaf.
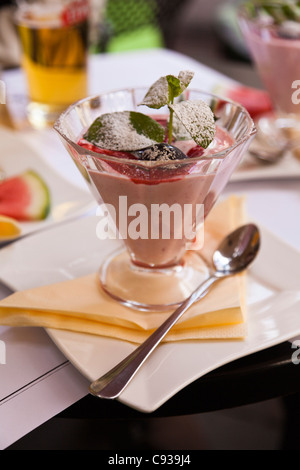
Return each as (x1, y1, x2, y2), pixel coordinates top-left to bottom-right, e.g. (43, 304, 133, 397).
(166, 75, 182, 103)
(169, 100, 216, 149)
(139, 76, 169, 109)
(262, 4, 287, 22)
(139, 70, 195, 109)
(167, 71, 194, 103)
(83, 111, 164, 151)
(129, 111, 165, 143)
(245, 1, 300, 23)
(178, 70, 195, 89)
(282, 3, 300, 20)
(243, 1, 257, 19)
(172, 115, 192, 141)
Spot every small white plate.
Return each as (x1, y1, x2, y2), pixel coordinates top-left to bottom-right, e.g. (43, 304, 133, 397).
(0, 213, 299, 413)
(0, 127, 95, 242)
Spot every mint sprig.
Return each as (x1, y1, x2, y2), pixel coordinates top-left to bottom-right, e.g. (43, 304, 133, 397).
(244, 1, 300, 23)
(139, 71, 195, 144)
(140, 71, 216, 148)
(84, 71, 216, 154)
(139, 71, 194, 110)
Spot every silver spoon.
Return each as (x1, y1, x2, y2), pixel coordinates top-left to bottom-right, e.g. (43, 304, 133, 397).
(89, 223, 260, 400)
(249, 143, 286, 164)
(249, 139, 300, 164)
(248, 114, 300, 164)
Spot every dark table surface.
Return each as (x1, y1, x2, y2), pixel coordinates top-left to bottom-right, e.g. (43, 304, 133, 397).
(52, 341, 299, 419)
(6, 340, 300, 450)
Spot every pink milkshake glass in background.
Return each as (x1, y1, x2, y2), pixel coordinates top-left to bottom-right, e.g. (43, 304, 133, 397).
(239, 2, 300, 137)
(54, 88, 255, 311)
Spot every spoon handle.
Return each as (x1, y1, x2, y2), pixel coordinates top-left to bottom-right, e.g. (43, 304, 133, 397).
(89, 274, 218, 400)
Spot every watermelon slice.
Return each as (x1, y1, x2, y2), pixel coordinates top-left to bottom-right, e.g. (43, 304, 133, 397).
(0, 170, 50, 221)
(213, 83, 273, 119)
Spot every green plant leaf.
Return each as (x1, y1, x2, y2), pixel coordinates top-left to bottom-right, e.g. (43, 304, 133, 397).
(139, 76, 169, 109)
(166, 75, 182, 103)
(139, 70, 195, 109)
(83, 111, 165, 151)
(178, 70, 195, 89)
(244, 0, 300, 23)
(169, 100, 216, 149)
(129, 111, 165, 142)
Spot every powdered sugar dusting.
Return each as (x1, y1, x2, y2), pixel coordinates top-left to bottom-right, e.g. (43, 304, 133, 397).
(85, 111, 159, 151)
(139, 77, 169, 109)
(178, 70, 194, 88)
(139, 146, 173, 162)
(135, 143, 186, 162)
(139, 70, 195, 110)
(170, 100, 216, 148)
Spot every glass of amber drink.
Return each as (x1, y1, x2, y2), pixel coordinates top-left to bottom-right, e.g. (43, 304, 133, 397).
(15, 0, 89, 129)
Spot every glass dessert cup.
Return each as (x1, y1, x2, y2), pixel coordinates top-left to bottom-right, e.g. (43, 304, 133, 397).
(238, 6, 300, 145)
(54, 88, 255, 311)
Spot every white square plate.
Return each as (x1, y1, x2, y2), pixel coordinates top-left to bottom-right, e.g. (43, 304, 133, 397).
(0, 213, 299, 413)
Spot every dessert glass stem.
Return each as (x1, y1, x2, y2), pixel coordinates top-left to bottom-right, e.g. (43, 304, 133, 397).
(99, 248, 210, 312)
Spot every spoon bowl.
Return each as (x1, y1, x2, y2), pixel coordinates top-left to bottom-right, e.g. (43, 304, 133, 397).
(248, 115, 300, 164)
(249, 139, 300, 164)
(213, 223, 260, 276)
(89, 223, 260, 400)
(249, 144, 286, 164)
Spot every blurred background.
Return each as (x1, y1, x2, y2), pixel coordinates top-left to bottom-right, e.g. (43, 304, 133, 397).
(0, 0, 261, 87)
(1, 0, 297, 451)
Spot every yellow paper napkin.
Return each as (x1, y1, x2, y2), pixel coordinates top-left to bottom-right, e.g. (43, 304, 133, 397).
(0, 196, 248, 343)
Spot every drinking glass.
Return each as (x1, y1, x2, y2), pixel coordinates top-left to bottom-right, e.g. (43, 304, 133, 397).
(15, 0, 89, 129)
(239, 3, 300, 142)
(54, 88, 255, 311)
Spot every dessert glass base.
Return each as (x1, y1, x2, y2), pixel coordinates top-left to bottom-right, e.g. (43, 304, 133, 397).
(27, 101, 69, 130)
(99, 248, 210, 311)
(54, 87, 255, 312)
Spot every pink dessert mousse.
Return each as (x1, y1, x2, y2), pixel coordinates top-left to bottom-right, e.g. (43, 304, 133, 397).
(78, 118, 234, 268)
